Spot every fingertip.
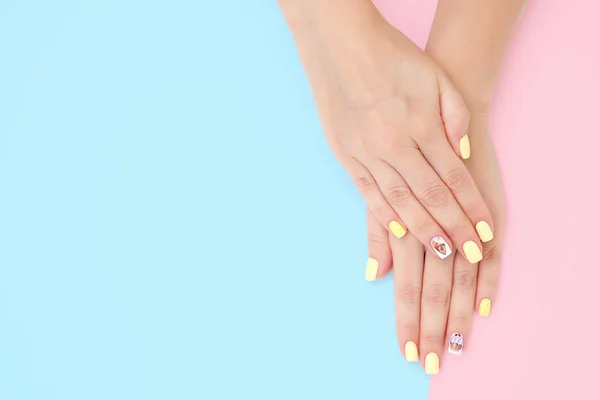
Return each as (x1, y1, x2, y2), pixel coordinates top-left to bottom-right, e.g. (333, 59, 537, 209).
(475, 221, 494, 242)
(389, 220, 407, 239)
(462, 240, 483, 264)
(404, 341, 419, 362)
(365, 257, 379, 281)
(478, 298, 492, 317)
(459, 135, 471, 159)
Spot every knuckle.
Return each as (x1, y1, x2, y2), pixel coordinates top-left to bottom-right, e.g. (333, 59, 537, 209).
(482, 244, 502, 263)
(419, 182, 451, 208)
(445, 168, 470, 194)
(422, 283, 450, 309)
(367, 231, 387, 246)
(371, 203, 390, 221)
(386, 185, 413, 208)
(453, 270, 477, 291)
(396, 282, 422, 304)
(446, 223, 473, 239)
(412, 220, 438, 238)
(395, 322, 418, 337)
(448, 315, 470, 329)
(354, 175, 378, 193)
(420, 335, 443, 348)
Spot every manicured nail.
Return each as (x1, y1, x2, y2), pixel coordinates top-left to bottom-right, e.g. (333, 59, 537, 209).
(448, 332, 464, 355)
(389, 221, 407, 239)
(476, 221, 494, 243)
(459, 135, 471, 159)
(479, 298, 492, 317)
(404, 341, 419, 362)
(430, 236, 452, 259)
(424, 353, 440, 375)
(463, 240, 483, 264)
(365, 258, 379, 281)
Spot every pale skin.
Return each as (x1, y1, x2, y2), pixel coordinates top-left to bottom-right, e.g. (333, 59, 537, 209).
(279, 0, 526, 375)
(371, 0, 526, 374)
(279, 0, 494, 264)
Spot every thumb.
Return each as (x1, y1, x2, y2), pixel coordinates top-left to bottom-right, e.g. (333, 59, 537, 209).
(438, 72, 472, 160)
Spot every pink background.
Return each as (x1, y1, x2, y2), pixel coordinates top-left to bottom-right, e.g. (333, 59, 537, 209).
(375, 0, 600, 398)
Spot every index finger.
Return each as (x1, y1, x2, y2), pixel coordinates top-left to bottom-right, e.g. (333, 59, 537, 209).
(417, 133, 495, 245)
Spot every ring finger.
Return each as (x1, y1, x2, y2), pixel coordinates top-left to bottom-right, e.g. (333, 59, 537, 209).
(445, 254, 478, 357)
(419, 251, 454, 375)
(387, 149, 484, 265)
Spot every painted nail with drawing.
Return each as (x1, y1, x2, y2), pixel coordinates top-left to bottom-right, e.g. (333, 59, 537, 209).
(448, 332, 464, 355)
(431, 236, 452, 259)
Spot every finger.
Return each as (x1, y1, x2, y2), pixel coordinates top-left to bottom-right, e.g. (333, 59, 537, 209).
(365, 208, 392, 281)
(387, 149, 484, 264)
(367, 159, 454, 261)
(475, 239, 502, 317)
(343, 157, 408, 241)
(417, 130, 495, 245)
(419, 251, 453, 375)
(445, 253, 477, 356)
(437, 73, 471, 160)
(392, 234, 424, 363)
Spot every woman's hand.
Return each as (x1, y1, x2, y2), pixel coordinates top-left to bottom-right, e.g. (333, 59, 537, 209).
(366, 115, 506, 374)
(280, 0, 494, 263)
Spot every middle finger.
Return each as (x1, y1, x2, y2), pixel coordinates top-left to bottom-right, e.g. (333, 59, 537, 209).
(388, 148, 484, 264)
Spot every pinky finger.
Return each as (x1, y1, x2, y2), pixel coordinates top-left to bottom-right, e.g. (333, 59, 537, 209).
(475, 241, 502, 317)
(365, 209, 392, 281)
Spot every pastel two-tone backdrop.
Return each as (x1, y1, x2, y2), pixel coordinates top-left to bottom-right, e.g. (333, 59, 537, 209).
(0, 1, 598, 399)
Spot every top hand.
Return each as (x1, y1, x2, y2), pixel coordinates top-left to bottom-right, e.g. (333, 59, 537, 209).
(280, 0, 494, 262)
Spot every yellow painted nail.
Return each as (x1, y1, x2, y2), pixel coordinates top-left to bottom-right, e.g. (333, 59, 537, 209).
(476, 221, 494, 243)
(463, 240, 483, 264)
(459, 135, 471, 159)
(388, 221, 407, 239)
(425, 353, 440, 375)
(479, 298, 492, 317)
(365, 258, 379, 281)
(404, 341, 419, 363)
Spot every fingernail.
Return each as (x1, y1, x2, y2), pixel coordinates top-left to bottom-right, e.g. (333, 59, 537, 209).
(476, 221, 494, 243)
(365, 258, 379, 281)
(463, 240, 483, 264)
(479, 298, 492, 317)
(459, 135, 471, 159)
(448, 332, 464, 355)
(389, 221, 407, 239)
(430, 236, 452, 259)
(404, 341, 419, 362)
(425, 353, 440, 375)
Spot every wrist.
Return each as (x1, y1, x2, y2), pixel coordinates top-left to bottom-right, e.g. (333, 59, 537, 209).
(279, 0, 385, 54)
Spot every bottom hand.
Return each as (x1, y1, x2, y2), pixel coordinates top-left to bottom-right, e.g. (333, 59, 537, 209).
(365, 116, 506, 374)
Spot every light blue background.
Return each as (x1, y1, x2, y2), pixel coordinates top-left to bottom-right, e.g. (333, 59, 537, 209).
(0, 1, 428, 399)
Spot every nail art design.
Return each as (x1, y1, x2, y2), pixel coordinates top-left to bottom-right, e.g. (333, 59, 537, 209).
(431, 236, 452, 259)
(448, 332, 463, 355)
